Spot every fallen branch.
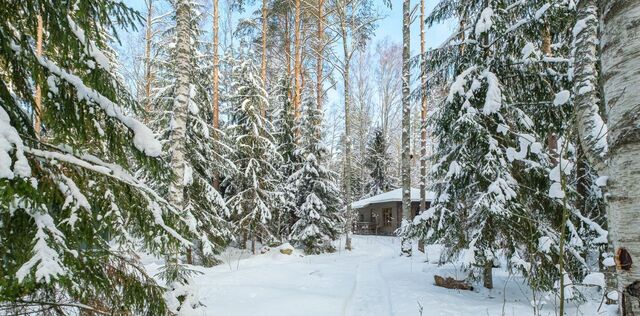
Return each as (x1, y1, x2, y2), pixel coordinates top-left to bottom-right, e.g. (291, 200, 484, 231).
(434, 275, 474, 291)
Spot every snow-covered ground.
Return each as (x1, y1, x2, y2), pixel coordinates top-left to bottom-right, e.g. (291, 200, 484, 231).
(143, 235, 606, 316)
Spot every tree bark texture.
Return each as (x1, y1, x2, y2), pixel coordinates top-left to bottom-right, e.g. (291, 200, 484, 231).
(168, 0, 190, 210)
(341, 12, 353, 251)
(601, 1, 640, 314)
(212, 0, 220, 130)
(261, 0, 268, 84)
(316, 0, 324, 111)
(34, 15, 43, 137)
(419, 0, 427, 215)
(400, 0, 412, 257)
(574, 0, 607, 176)
(293, 0, 302, 123)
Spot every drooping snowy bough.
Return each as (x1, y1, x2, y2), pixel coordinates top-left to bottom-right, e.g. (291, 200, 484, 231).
(0, 1, 222, 314)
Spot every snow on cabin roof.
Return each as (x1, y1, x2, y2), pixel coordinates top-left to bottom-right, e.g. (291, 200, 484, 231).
(352, 188, 435, 209)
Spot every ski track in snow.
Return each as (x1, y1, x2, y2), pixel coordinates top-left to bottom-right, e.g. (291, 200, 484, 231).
(343, 241, 394, 316)
(141, 235, 603, 316)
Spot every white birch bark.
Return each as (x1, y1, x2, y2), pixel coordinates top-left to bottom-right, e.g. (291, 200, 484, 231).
(573, 0, 607, 176)
(419, 0, 427, 215)
(600, 1, 640, 314)
(143, 0, 154, 123)
(168, 0, 190, 210)
(400, 0, 412, 256)
(341, 10, 354, 251)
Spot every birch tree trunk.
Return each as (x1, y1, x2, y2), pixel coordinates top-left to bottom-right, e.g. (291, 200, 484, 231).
(419, 0, 427, 214)
(143, 0, 154, 124)
(573, 0, 607, 176)
(600, 1, 640, 314)
(400, 0, 412, 257)
(169, 0, 190, 212)
(341, 11, 353, 251)
(572, 1, 616, 302)
(417, 0, 427, 254)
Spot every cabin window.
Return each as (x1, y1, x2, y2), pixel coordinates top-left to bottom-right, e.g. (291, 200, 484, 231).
(359, 212, 365, 222)
(382, 208, 392, 226)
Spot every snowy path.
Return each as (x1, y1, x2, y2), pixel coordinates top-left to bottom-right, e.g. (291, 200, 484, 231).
(343, 238, 394, 316)
(142, 236, 603, 316)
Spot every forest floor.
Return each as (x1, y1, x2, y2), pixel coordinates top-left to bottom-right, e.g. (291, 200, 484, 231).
(142, 235, 608, 316)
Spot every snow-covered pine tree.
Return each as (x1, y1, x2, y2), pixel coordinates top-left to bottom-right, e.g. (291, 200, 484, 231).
(406, 0, 607, 293)
(0, 1, 210, 313)
(364, 127, 397, 197)
(225, 60, 283, 254)
(149, 0, 234, 267)
(289, 98, 343, 254)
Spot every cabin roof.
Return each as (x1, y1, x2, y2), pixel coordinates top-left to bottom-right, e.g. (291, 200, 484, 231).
(352, 188, 436, 209)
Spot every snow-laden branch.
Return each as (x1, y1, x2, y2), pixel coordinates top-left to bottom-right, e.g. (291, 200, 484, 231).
(66, 15, 111, 70)
(16, 207, 71, 283)
(0, 107, 31, 179)
(23, 146, 192, 247)
(35, 56, 162, 157)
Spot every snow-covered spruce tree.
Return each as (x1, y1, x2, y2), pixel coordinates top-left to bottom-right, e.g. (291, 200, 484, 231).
(148, 0, 234, 268)
(406, 0, 607, 293)
(364, 127, 397, 197)
(271, 76, 300, 240)
(0, 1, 209, 314)
(225, 60, 283, 254)
(502, 0, 608, 299)
(289, 99, 343, 254)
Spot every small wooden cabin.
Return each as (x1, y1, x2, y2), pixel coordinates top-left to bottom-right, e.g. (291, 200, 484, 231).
(352, 188, 434, 235)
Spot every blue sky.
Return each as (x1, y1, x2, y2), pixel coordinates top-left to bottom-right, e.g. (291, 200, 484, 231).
(119, 0, 455, 125)
(121, 0, 454, 54)
(375, 0, 454, 51)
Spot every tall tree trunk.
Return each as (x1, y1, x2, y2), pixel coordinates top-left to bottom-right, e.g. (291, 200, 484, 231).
(358, 59, 367, 199)
(573, 0, 607, 175)
(542, 24, 561, 165)
(341, 14, 353, 251)
(483, 260, 493, 289)
(293, 0, 302, 123)
(260, 0, 268, 118)
(316, 0, 324, 111)
(419, 0, 427, 214)
(417, 0, 427, 254)
(169, 0, 190, 213)
(600, 1, 640, 315)
(400, 0, 412, 257)
(284, 12, 291, 80)
(34, 14, 43, 137)
(572, 2, 616, 304)
(144, 0, 154, 124)
(261, 0, 268, 84)
(212, 0, 219, 130)
(211, 0, 221, 191)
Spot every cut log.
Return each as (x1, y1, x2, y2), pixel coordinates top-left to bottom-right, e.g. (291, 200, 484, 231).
(434, 275, 474, 291)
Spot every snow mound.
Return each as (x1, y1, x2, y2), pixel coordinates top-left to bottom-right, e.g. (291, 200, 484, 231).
(353, 188, 435, 209)
(583, 272, 605, 288)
